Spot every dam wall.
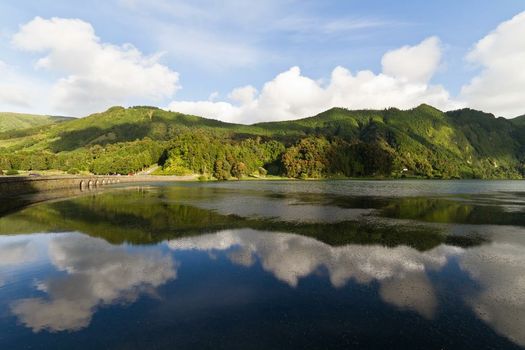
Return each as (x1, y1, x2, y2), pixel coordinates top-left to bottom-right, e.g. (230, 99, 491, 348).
(0, 175, 196, 197)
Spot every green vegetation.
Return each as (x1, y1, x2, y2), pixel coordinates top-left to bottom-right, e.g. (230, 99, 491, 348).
(0, 112, 70, 133)
(0, 104, 524, 179)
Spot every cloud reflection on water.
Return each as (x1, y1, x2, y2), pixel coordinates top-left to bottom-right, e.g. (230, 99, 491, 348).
(0, 239, 37, 267)
(10, 234, 177, 332)
(168, 229, 462, 319)
(0, 238, 38, 287)
(460, 242, 525, 346)
(168, 228, 525, 345)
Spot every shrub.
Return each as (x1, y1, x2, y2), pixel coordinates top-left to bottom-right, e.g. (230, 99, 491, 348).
(67, 168, 80, 175)
(6, 169, 19, 175)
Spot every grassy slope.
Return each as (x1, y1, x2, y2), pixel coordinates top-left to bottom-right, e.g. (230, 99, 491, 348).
(0, 112, 70, 133)
(0, 104, 523, 176)
(0, 106, 266, 151)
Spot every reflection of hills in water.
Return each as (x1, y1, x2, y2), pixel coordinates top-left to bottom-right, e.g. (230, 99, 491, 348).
(2, 184, 525, 347)
(0, 186, 496, 251)
(3, 228, 525, 348)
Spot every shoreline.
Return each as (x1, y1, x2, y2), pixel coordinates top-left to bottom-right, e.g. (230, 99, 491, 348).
(0, 174, 198, 198)
(1, 175, 522, 217)
(1, 173, 523, 198)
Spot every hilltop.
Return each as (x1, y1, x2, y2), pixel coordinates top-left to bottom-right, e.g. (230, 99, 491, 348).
(0, 105, 523, 179)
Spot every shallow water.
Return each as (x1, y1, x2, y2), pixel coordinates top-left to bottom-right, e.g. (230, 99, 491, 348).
(1, 180, 525, 349)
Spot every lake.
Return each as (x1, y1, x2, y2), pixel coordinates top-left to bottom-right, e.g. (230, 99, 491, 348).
(1, 180, 525, 349)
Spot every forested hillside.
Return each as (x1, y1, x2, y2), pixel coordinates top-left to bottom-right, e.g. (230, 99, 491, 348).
(0, 105, 523, 179)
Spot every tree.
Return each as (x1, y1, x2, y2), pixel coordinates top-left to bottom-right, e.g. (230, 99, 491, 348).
(282, 137, 330, 178)
(231, 161, 247, 179)
(213, 159, 231, 180)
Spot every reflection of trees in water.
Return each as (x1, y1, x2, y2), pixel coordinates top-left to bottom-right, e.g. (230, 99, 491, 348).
(0, 188, 484, 251)
(381, 196, 525, 226)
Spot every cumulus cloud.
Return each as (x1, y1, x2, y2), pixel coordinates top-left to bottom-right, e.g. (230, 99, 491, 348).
(10, 234, 176, 332)
(168, 229, 463, 318)
(381, 36, 442, 83)
(4, 11, 524, 119)
(168, 37, 461, 123)
(11, 17, 180, 116)
(461, 11, 525, 117)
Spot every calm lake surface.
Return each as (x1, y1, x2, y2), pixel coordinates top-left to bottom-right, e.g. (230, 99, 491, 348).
(1, 180, 525, 349)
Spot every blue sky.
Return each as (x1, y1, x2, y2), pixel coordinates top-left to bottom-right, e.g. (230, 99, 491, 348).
(0, 1, 524, 122)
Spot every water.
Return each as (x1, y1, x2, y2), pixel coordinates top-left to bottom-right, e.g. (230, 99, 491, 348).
(1, 180, 524, 349)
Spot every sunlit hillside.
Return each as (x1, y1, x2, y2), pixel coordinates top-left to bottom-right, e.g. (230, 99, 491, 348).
(0, 105, 523, 179)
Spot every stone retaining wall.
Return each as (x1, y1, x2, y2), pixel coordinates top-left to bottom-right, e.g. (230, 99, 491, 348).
(0, 175, 196, 197)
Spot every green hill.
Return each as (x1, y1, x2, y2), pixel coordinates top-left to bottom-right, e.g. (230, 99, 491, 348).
(511, 114, 525, 128)
(0, 105, 523, 179)
(0, 112, 70, 133)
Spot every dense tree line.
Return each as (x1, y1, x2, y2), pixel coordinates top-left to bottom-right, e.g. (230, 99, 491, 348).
(0, 139, 165, 175)
(1, 129, 519, 179)
(0, 105, 524, 179)
(155, 131, 285, 178)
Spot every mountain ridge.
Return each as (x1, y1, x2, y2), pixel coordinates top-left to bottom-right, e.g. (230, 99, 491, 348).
(0, 104, 523, 179)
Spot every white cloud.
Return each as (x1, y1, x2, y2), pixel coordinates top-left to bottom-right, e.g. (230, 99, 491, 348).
(4, 11, 524, 120)
(275, 15, 395, 36)
(208, 91, 219, 101)
(10, 234, 176, 332)
(168, 37, 462, 123)
(461, 11, 525, 117)
(11, 17, 180, 116)
(0, 83, 31, 108)
(228, 85, 257, 105)
(169, 100, 242, 123)
(381, 36, 442, 83)
(0, 60, 43, 109)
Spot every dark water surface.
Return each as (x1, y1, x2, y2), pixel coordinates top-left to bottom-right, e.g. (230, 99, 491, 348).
(1, 180, 525, 349)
